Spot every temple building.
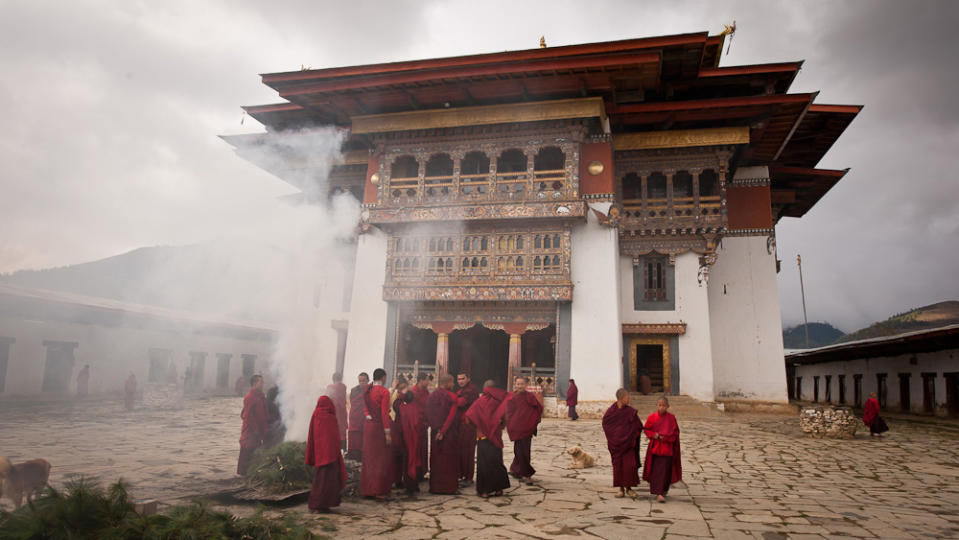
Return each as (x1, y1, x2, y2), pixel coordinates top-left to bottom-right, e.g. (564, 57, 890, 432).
(223, 30, 860, 414)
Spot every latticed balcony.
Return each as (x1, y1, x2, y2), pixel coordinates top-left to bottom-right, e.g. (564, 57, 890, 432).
(619, 169, 725, 232)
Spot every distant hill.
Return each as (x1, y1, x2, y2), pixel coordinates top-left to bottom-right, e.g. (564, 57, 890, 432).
(783, 322, 845, 349)
(836, 301, 959, 343)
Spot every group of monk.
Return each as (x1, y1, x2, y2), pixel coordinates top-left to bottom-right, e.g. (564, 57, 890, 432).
(602, 390, 682, 503)
(238, 370, 683, 513)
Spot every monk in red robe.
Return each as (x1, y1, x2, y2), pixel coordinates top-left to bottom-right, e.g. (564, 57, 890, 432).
(427, 374, 460, 494)
(456, 372, 480, 486)
(566, 379, 579, 421)
(237, 374, 268, 476)
(361, 369, 393, 499)
(123, 372, 137, 411)
(306, 395, 346, 511)
(863, 392, 889, 437)
(602, 388, 642, 499)
(465, 379, 511, 498)
(391, 377, 421, 494)
(346, 372, 369, 461)
(326, 372, 348, 450)
(506, 376, 542, 485)
(412, 372, 431, 481)
(642, 396, 682, 503)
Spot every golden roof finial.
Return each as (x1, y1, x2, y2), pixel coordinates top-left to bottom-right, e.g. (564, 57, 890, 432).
(539, 36, 547, 48)
(720, 21, 737, 36)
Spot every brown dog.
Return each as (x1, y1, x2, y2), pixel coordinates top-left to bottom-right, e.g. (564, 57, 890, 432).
(567, 445, 596, 469)
(3, 458, 51, 508)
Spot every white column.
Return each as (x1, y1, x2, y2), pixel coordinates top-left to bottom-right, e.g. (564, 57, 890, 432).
(343, 229, 390, 380)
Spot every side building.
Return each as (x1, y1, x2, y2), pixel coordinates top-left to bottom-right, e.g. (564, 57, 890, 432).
(786, 325, 959, 417)
(225, 30, 860, 416)
(0, 283, 276, 399)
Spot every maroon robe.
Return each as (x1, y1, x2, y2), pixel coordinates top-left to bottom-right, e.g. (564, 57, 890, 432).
(346, 383, 367, 459)
(306, 396, 346, 510)
(456, 382, 480, 481)
(566, 382, 579, 420)
(237, 387, 268, 475)
(360, 384, 394, 497)
(506, 391, 543, 478)
(394, 392, 421, 490)
(862, 397, 880, 427)
(465, 387, 511, 495)
(642, 411, 682, 495)
(602, 402, 642, 488)
(427, 387, 460, 494)
(412, 384, 430, 480)
(327, 382, 348, 443)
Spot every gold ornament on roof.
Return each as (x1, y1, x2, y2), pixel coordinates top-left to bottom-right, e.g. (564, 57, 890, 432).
(539, 36, 547, 48)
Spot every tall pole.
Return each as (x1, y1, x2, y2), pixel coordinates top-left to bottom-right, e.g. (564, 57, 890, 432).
(797, 254, 810, 348)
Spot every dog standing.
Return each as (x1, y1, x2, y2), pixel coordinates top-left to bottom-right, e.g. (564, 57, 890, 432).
(567, 445, 596, 469)
(2, 458, 51, 508)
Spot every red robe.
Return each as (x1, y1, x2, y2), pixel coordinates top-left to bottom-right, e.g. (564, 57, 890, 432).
(412, 384, 430, 479)
(360, 383, 393, 497)
(327, 382, 348, 442)
(566, 383, 578, 406)
(240, 387, 268, 449)
(506, 391, 542, 441)
(456, 382, 480, 480)
(347, 383, 367, 457)
(863, 397, 880, 427)
(395, 392, 421, 486)
(602, 403, 642, 488)
(465, 387, 509, 448)
(427, 387, 460, 493)
(642, 411, 682, 485)
(306, 396, 346, 509)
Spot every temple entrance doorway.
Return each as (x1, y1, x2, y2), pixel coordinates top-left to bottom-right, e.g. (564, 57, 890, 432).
(449, 325, 509, 388)
(628, 337, 670, 394)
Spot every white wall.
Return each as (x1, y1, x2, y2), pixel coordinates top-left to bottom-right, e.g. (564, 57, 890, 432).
(342, 228, 390, 380)
(708, 236, 788, 402)
(569, 202, 623, 401)
(0, 316, 273, 398)
(619, 251, 715, 401)
(794, 349, 957, 414)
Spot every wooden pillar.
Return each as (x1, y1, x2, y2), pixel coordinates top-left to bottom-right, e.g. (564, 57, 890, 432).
(436, 333, 449, 376)
(508, 333, 522, 390)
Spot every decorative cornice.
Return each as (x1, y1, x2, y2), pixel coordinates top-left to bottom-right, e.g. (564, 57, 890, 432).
(367, 201, 587, 224)
(622, 323, 687, 335)
(728, 176, 771, 187)
(613, 127, 749, 151)
(352, 97, 606, 134)
(725, 227, 775, 237)
(384, 285, 573, 302)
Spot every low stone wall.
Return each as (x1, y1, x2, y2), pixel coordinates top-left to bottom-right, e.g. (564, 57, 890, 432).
(799, 406, 859, 439)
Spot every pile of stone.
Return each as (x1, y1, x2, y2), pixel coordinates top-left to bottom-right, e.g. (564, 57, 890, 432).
(142, 383, 184, 409)
(799, 406, 859, 439)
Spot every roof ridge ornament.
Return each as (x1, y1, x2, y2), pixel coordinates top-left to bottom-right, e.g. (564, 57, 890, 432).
(720, 21, 737, 55)
(540, 36, 547, 48)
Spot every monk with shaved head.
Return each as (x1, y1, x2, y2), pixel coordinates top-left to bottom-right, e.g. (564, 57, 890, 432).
(602, 388, 642, 499)
(506, 376, 543, 485)
(427, 373, 461, 494)
(643, 396, 683, 503)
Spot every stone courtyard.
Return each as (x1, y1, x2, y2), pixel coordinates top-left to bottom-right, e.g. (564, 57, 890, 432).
(1, 397, 958, 539)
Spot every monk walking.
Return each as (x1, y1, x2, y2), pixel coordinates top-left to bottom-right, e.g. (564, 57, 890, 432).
(566, 379, 579, 421)
(465, 380, 511, 498)
(327, 372, 348, 450)
(237, 374, 268, 476)
(863, 391, 889, 438)
(602, 389, 642, 499)
(427, 374, 460, 494)
(411, 372, 431, 481)
(642, 396, 682, 503)
(360, 369, 393, 499)
(306, 395, 346, 512)
(506, 376, 543, 485)
(346, 372, 369, 461)
(123, 372, 137, 411)
(456, 372, 480, 486)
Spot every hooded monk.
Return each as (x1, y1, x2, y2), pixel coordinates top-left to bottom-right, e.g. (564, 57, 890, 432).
(306, 395, 346, 511)
(465, 380, 511, 498)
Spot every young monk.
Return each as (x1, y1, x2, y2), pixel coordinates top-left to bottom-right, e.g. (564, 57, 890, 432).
(346, 372, 369, 461)
(465, 380, 511, 498)
(602, 388, 642, 499)
(360, 369, 393, 500)
(506, 376, 543, 485)
(456, 372, 480, 486)
(306, 395, 346, 512)
(326, 372, 348, 451)
(642, 396, 682, 503)
(862, 391, 889, 438)
(427, 374, 460, 494)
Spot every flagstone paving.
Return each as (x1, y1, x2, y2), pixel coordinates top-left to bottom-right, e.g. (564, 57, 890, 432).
(2, 397, 959, 538)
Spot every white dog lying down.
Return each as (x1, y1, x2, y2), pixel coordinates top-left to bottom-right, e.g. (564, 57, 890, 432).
(567, 445, 596, 469)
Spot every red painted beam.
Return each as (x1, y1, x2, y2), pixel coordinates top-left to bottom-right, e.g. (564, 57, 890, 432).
(278, 52, 661, 98)
(698, 61, 803, 78)
(242, 102, 302, 114)
(769, 166, 848, 177)
(261, 32, 706, 84)
(807, 104, 863, 114)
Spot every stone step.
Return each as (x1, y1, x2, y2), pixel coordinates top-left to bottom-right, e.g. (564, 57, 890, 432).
(628, 393, 726, 419)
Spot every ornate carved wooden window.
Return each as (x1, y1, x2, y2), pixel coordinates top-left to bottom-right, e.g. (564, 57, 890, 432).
(622, 173, 642, 201)
(460, 151, 490, 196)
(644, 258, 667, 301)
(533, 146, 565, 194)
(424, 153, 454, 200)
(496, 149, 527, 196)
(389, 156, 419, 200)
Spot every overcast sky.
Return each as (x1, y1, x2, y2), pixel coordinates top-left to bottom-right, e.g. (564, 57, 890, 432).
(0, 0, 956, 331)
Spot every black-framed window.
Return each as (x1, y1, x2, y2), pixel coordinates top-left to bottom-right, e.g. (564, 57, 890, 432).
(813, 376, 820, 402)
(633, 256, 675, 310)
(825, 375, 832, 402)
(853, 374, 863, 407)
(838, 374, 846, 404)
